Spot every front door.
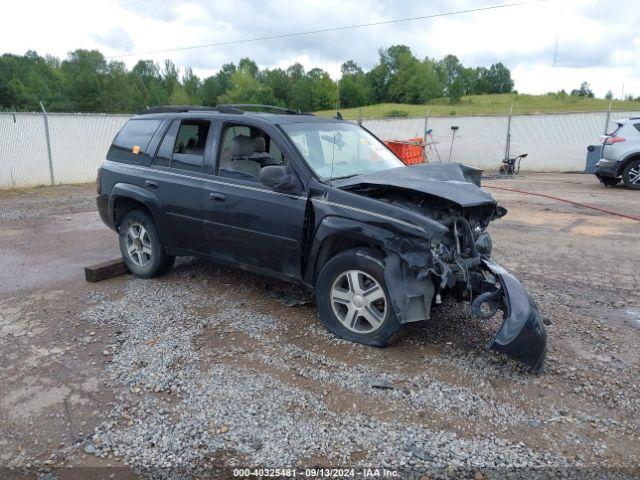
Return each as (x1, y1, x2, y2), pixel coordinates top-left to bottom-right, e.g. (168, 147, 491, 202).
(201, 121, 307, 280)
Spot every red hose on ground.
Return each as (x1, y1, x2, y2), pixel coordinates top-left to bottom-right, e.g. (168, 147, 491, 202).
(483, 185, 640, 223)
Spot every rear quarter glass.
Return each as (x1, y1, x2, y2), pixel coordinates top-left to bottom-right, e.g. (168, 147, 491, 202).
(108, 119, 163, 163)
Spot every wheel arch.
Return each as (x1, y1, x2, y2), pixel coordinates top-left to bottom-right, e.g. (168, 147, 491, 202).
(617, 154, 640, 176)
(109, 183, 163, 233)
(305, 216, 392, 286)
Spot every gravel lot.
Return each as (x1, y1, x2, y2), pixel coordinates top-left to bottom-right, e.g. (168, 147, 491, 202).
(0, 175, 639, 479)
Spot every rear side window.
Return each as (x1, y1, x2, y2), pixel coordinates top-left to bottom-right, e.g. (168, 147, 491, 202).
(109, 119, 162, 162)
(153, 119, 210, 172)
(634, 123, 640, 133)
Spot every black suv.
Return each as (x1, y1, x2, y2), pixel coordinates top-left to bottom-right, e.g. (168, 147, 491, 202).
(97, 105, 546, 371)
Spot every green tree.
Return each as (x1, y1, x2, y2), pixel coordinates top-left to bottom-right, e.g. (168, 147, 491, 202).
(308, 67, 337, 111)
(103, 60, 133, 112)
(168, 85, 191, 105)
(571, 81, 594, 98)
(218, 66, 276, 105)
(182, 67, 201, 104)
(485, 63, 514, 94)
(60, 49, 108, 111)
(130, 60, 167, 107)
(162, 59, 180, 96)
(0, 51, 65, 110)
(260, 68, 290, 106)
(0, 46, 519, 112)
(339, 60, 369, 108)
(384, 47, 443, 103)
(238, 58, 258, 78)
(200, 76, 223, 106)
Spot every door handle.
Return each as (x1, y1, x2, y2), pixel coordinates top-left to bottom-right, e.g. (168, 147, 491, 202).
(145, 179, 159, 189)
(209, 192, 226, 202)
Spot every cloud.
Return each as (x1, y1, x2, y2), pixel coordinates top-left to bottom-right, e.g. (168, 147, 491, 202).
(91, 26, 134, 53)
(1, 0, 639, 97)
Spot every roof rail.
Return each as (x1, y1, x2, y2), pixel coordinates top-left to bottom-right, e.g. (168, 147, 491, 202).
(219, 104, 311, 115)
(138, 105, 244, 115)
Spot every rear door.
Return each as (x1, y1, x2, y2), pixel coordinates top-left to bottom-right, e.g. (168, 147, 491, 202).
(147, 118, 214, 254)
(201, 120, 307, 280)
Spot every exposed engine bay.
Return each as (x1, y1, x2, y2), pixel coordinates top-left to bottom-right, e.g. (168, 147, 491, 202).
(335, 163, 547, 372)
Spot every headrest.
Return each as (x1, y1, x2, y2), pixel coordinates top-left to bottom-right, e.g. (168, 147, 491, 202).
(254, 137, 266, 153)
(230, 135, 255, 157)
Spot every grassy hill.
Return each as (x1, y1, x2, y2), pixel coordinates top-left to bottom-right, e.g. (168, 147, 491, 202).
(316, 93, 640, 119)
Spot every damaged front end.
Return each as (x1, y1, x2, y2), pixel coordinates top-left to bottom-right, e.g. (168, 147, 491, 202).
(337, 163, 547, 372)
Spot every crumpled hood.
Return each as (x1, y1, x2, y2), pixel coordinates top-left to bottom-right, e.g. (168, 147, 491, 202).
(335, 162, 496, 208)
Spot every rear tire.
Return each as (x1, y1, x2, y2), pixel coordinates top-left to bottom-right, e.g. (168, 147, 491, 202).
(622, 159, 640, 189)
(315, 248, 402, 347)
(598, 176, 620, 187)
(118, 210, 175, 278)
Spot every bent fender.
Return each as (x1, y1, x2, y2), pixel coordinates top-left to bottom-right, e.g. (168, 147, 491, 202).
(482, 259, 547, 372)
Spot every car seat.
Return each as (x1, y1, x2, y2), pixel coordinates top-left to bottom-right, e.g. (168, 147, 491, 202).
(225, 135, 261, 178)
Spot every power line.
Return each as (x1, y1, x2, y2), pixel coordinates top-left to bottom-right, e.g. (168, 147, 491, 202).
(107, 0, 553, 59)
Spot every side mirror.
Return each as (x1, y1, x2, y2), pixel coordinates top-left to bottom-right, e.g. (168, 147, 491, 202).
(259, 165, 297, 191)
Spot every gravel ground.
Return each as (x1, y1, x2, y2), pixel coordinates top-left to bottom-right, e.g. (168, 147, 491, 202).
(1, 175, 639, 479)
(78, 268, 570, 478)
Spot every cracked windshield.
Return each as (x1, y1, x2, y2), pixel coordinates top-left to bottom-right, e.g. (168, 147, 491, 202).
(282, 122, 404, 180)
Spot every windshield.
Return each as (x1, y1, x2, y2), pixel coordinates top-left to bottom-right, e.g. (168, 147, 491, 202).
(281, 122, 404, 180)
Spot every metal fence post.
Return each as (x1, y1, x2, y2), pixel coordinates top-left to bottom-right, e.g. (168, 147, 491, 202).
(357, 108, 362, 126)
(504, 106, 513, 161)
(40, 100, 55, 186)
(604, 100, 612, 135)
(424, 109, 430, 141)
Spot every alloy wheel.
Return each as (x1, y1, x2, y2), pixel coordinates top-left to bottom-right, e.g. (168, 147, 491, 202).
(330, 270, 387, 333)
(125, 223, 152, 267)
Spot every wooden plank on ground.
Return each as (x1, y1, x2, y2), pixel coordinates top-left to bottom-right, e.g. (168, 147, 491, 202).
(84, 258, 128, 282)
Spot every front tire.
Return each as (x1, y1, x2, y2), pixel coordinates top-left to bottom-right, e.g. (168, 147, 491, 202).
(622, 159, 640, 189)
(118, 210, 175, 278)
(598, 176, 620, 187)
(316, 248, 402, 347)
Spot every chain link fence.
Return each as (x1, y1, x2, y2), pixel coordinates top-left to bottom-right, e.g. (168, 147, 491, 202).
(0, 112, 130, 189)
(2, 109, 640, 189)
(362, 110, 640, 173)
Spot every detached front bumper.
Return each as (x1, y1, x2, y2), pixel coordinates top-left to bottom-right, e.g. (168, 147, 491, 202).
(481, 259, 547, 372)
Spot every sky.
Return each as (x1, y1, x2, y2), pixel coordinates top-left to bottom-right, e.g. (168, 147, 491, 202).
(1, 0, 639, 99)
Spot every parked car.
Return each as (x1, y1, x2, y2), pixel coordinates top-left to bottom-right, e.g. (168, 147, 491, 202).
(96, 105, 546, 371)
(594, 117, 640, 189)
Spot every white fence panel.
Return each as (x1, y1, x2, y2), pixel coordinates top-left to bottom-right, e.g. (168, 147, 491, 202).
(48, 113, 130, 185)
(2, 109, 640, 189)
(0, 113, 51, 189)
(363, 110, 640, 172)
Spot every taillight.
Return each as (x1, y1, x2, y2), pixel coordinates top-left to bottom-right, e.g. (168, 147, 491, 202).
(604, 137, 625, 145)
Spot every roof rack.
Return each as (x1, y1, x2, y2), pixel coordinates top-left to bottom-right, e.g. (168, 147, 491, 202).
(138, 104, 314, 116)
(138, 105, 244, 115)
(219, 104, 312, 115)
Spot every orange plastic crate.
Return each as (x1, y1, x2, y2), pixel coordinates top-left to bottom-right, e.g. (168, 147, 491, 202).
(384, 137, 425, 165)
